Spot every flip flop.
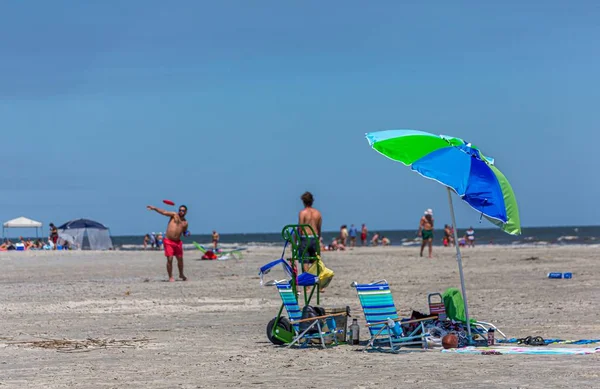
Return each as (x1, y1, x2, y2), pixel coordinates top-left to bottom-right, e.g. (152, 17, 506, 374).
(530, 336, 546, 346)
(517, 336, 532, 345)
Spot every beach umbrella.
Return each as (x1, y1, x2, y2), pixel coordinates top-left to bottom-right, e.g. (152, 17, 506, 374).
(366, 129, 521, 342)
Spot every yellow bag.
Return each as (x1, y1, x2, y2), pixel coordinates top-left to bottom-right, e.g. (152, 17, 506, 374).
(307, 256, 334, 289)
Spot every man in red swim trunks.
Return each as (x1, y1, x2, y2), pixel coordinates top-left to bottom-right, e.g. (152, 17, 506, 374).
(360, 224, 368, 246)
(147, 204, 189, 282)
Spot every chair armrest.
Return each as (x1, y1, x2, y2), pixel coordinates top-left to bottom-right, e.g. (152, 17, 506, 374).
(289, 312, 348, 324)
(366, 316, 438, 328)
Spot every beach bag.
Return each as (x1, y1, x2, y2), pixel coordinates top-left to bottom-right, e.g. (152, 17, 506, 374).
(299, 305, 326, 334)
(307, 256, 334, 289)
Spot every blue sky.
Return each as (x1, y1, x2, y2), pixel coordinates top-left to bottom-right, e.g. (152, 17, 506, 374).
(1, 1, 598, 236)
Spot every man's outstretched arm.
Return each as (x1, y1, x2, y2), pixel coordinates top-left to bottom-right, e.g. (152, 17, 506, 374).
(147, 205, 177, 218)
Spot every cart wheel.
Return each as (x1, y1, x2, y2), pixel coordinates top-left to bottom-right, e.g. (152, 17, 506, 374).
(266, 317, 292, 345)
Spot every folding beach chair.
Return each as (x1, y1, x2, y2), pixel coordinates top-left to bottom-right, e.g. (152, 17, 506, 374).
(353, 280, 437, 353)
(193, 241, 243, 260)
(275, 280, 346, 348)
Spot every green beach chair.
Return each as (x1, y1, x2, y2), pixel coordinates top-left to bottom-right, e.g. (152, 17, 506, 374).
(353, 280, 436, 353)
(193, 241, 243, 260)
(442, 287, 506, 340)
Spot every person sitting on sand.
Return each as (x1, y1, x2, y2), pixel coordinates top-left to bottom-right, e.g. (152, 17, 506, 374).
(147, 204, 190, 282)
(0, 239, 11, 251)
(371, 232, 380, 246)
(381, 236, 391, 246)
(330, 238, 346, 251)
(33, 239, 43, 249)
(419, 209, 434, 258)
(319, 236, 328, 251)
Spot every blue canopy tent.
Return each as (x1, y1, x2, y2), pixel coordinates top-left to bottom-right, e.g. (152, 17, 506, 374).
(57, 218, 113, 250)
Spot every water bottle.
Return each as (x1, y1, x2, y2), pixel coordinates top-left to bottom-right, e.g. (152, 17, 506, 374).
(387, 318, 403, 336)
(349, 318, 360, 345)
(487, 328, 495, 346)
(547, 272, 562, 279)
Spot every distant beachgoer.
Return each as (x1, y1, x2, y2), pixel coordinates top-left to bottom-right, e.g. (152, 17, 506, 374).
(49, 223, 59, 251)
(371, 232, 380, 246)
(212, 230, 220, 250)
(156, 233, 164, 249)
(340, 225, 348, 247)
(147, 204, 189, 282)
(381, 236, 391, 246)
(443, 225, 454, 247)
(150, 232, 157, 249)
(361, 224, 368, 246)
(143, 234, 150, 250)
(349, 224, 358, 248)
(466, 227, 475, 247)
(419, 209, 434, 258)
(297, 192, 322, 273)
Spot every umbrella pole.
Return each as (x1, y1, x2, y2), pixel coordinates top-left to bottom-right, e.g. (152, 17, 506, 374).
(446, 187, 473, 344)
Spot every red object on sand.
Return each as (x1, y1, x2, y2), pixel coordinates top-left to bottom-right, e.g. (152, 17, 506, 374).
(163, 199, 175, 206)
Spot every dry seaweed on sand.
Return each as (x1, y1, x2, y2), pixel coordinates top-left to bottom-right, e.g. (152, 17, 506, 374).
(4, 336, 151, 353)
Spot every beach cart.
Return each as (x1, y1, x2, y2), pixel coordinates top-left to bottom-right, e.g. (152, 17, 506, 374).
(260, 225, 342, 347)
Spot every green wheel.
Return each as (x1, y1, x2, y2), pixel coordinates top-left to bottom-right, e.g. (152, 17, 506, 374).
(266, 317, 293, 345)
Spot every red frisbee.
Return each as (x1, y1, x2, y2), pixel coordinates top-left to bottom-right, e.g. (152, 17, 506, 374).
(163, 199, 175, 206)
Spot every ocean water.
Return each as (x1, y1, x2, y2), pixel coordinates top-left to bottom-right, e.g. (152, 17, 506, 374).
(113, 225, 600, 250)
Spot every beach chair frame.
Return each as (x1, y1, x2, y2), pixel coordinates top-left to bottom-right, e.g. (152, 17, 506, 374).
(353, 280, 436, 353)
(281, 224, 322, 306)
(434, 288, 507, 342)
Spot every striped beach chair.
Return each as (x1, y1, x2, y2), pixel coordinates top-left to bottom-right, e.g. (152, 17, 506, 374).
(275, 281, 344, 348)
(353, 280, 436, 353)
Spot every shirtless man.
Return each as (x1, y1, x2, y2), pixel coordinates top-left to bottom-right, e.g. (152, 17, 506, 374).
(298, 191, 322, 273)
(419, 209, 434, 258)
(147, 204, 189, 282)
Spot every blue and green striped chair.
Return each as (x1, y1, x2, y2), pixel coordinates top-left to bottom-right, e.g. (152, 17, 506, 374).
(353, 280, 435, 352)
(275, 281, 344, 348)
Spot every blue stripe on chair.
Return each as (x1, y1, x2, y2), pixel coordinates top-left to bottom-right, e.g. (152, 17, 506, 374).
(276, 282, 303, 329)
(362, 304, 396, 309)
(355, 285, 391, 291)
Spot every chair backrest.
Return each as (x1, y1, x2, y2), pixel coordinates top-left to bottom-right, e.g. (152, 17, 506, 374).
(354, 282, 399, 336)
(193, 242, 207, 254)
(276, 281, 302, 331)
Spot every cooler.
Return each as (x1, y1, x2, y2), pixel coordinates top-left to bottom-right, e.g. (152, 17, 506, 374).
(322, 306, 350, 343)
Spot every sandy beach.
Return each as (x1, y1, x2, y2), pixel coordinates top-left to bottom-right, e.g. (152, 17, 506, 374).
(0, 245, 598, 388)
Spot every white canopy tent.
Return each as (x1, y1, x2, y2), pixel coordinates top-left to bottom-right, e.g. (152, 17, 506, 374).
(2, 217, 43, 238)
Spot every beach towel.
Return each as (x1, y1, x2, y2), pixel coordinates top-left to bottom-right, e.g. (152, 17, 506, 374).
(442, 346, 600, 355)
(499, 338, 600, 346)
